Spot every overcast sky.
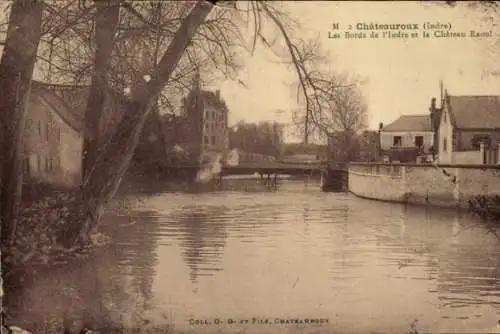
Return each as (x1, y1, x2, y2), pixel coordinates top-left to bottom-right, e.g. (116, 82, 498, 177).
(2, 1, 498, 143)
(216, 1, 500, 141)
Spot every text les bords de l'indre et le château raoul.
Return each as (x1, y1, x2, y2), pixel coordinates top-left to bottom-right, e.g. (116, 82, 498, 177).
(328, 22, 492, 39)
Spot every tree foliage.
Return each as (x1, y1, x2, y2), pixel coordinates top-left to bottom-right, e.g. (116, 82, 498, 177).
(229, 121, 284, 157)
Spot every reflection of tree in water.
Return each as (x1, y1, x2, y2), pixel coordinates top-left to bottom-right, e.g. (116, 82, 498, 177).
(105, 209, 161, 322)
(4, 208, 161, 332)
(172, 206, 228, 284)
(435, 213, 500, 309)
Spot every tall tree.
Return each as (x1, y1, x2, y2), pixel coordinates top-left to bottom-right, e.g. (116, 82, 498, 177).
(60, 0, 219, 245)
(0, 0, 364, 251)
(82, 0, 121, 179)
(0, 0, 44, 246)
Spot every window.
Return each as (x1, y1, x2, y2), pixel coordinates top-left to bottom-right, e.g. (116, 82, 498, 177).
(443, 111, 447, 123)
(443, 138, 448, 152)
(211, 136, 216, 145)
(23, 157, 30, 176)
(46, 123, 49, 141)
(393, 136, 402, 147)
(45, 157, 50, 172)
(36, 154, 40, 172)
(415, 135, 424, 147)
(471, 134, 491, 150)
(204, 135, 209, 144)
(38, 120, 42, 138)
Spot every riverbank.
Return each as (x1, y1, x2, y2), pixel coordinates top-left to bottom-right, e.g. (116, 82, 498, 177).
(348, 162, 500, 210)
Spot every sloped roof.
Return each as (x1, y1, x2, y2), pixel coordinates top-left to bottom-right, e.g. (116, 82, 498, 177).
(447, 95, 500, 129)
(186, 89, 228, 110)
(382, 115, 432, 132)
(31, 81, 127, 134)
(31, 81, 84, 132)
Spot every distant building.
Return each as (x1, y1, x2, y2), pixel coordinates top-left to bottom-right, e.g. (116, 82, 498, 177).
(437, 90, 500, 164)
(23, 82, 83, 186)
(380, 114, 434, 162)
(182, 74, 229, 164)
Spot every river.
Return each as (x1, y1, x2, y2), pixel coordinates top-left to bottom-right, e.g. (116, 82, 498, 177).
(5, 179, 500, 333)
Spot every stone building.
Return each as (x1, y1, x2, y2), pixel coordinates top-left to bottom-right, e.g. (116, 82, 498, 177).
(437, 90, 500, 165)
(380, 115, 434, 163)
(23, 81, 84, 186)
(23, 81, 124, 186)
(182, 74, 229, 164)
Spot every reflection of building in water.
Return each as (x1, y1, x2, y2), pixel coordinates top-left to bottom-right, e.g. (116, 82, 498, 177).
(174, 208, 228, 283)
(372, 205, 500, 307)
(399, 211, 406, 240)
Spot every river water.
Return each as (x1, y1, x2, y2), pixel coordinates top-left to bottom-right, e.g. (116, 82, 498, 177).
(5, 179, 500, 333)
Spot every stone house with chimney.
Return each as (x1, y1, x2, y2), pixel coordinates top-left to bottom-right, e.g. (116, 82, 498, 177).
(436, 90, 500, 165)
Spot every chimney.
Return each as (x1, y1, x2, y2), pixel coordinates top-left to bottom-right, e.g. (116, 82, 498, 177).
(439, 80, 443, 102)
(430, 97, 436, 110)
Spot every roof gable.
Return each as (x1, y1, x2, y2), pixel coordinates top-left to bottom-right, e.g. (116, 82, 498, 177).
(447, 95, 500, 129)
(382, 115, 432, 132)
(31, 81, 127, 134)
(31, 81, 84, 132)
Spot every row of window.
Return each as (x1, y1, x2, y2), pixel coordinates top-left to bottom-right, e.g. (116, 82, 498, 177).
(205, 110, 226, 123)
(204, 135, 216, 145)
(392, 135, 424, 147)
(441, 134, 492, 153)
(32, 119, 61, 142)
(205, 122, 224, 132)
(23, 154, 60, 175)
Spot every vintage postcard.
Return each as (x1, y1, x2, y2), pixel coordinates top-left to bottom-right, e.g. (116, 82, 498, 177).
(0, 0, 500, 333)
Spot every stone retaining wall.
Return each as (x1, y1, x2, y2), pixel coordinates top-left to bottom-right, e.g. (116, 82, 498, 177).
(348, 162, 500, 208)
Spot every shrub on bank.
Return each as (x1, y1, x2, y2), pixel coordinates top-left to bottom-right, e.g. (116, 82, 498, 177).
(3, 181, 111, 271)
(468, 195, 500, 222)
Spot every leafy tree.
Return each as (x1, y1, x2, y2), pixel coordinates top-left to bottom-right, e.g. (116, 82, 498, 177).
(229, 120, 284, 157)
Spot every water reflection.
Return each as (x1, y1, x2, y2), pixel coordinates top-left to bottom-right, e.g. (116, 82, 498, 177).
(5, 209, 162, 332)
(170, 207, 228, 283)
(5, 181, 500, 333)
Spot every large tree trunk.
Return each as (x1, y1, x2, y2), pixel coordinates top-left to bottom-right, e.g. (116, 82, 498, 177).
(60, 0, 217, 246)
(82, 0, 121, 180)
(0, 0, 43, 247)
